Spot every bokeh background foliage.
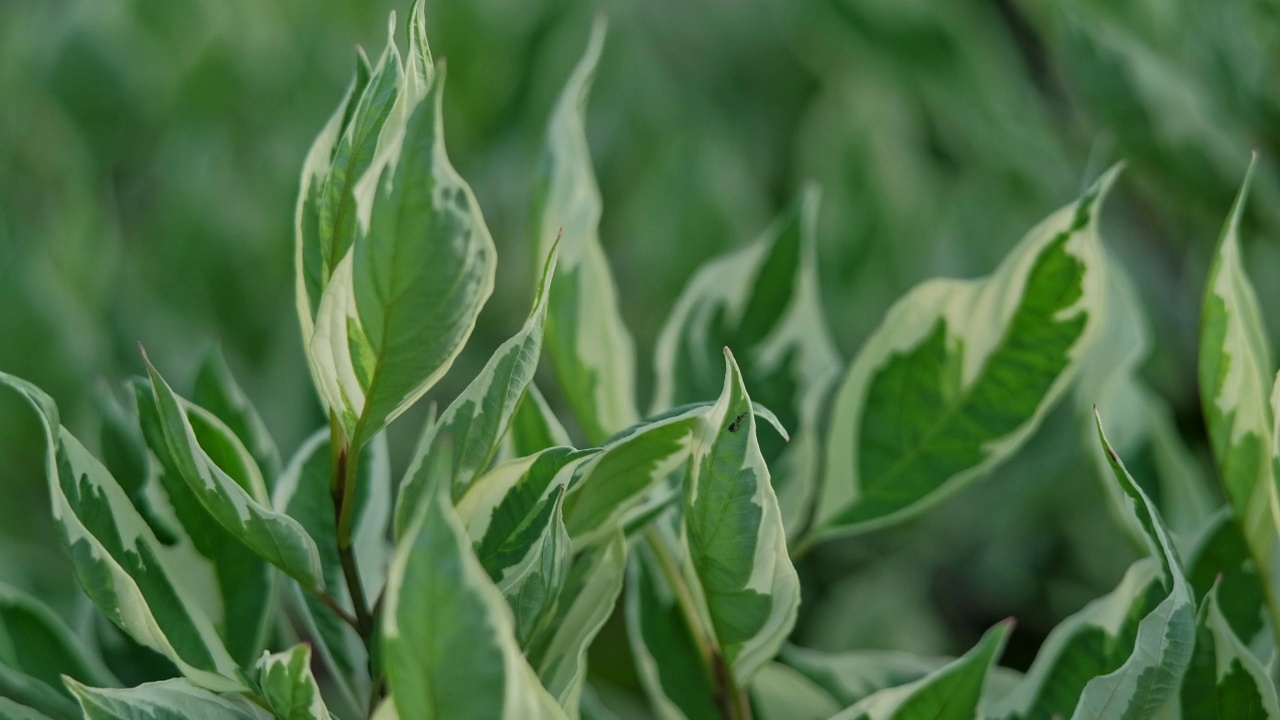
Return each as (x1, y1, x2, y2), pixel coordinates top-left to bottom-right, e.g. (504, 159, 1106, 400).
(2, 0, 1280, 701)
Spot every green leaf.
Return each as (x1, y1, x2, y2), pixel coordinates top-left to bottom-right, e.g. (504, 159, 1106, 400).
(382, 476, 565, 719)
(65, 678, 263, 720)
(0, 372, 244, 692)
(254, 644, 331, 720)
(0, 582, 117, 715)
(990, 413, 1196, 719)
(563, 404, 707, 547)
(273, 429, 390, 716)
(1199, 157, 1279, 567)
(311, 55, 496, 449)
(653, 185, 842, 538)
(779, 646, 949, 709)
(143, 357, 325, 593)
(193, 349, 282, 489)
(749, 662, 841, 720)
(680, 348, 800, 682)
(0, 698, 57, 720)
(829, 620, 1011, 720)
(816, 167, 1117, 538)
(132, 380, 274, 670)
(532, 18, 639, 444)
(1178, 582, 1280, 718)
(526, 532, 627, 715)
(503, 383, 573, 460)
(1185, 509, 1266, 647)
(394, 241, 559, 537)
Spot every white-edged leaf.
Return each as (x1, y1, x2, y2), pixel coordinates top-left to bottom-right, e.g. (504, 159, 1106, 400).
(533, 18, 639, 444)
(816, 168, 1117, 538)
(144, 357, 325, 592)
(503, 383, 574, 460)
(680, 348, 800, 683)
(0, 372, 244, 692)
(382, 475, 565, 719)
(1177, 582, 1280, 718)
(653, 185, 841, 539)
(65, 678, 264, 720)
(830, 621, 1011, 720)
(990, 413, 1196, 719)
(254, 644, 330, 720)
(272, 429, 390, 717)
(1199, 156, 1279, 565)
(527, 532, 627, 715)
(779, 645, 950, 708)
(749, 662, 841, 720)
(394, 242, 559, 537)
(193, 348, 282, 489)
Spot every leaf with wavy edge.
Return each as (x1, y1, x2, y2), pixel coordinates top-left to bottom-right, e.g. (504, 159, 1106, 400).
(254, 644, 330, 720)
(66, 678, 262, 720)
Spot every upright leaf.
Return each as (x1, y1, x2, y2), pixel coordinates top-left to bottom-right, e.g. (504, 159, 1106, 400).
(829, 621, 1011, 720)
(311, 55, 496, 448)
(65, 678, 262, 720)
(1199, 157, 1279, 570)
(532, 19, 639, 444)
(653, 185, 841, 538)
(526, 532, 627, 715)
(395, 242, 559, 537)
(503, 383, 574, 459)
(681, 348, 800, 683)
(0, 373, 244, 692)
(144, 358, 325, 592)
(193, 349, 282, 488)
(990, 413, 1196, 719)
(254, 644, 330, 720)
(816, 168, 1117, 538)
(382, 478, 564, 719)
(1178, 583, 1280, 718)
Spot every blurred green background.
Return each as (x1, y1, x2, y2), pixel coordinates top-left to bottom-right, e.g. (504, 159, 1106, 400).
(3, 0, 1280, 692)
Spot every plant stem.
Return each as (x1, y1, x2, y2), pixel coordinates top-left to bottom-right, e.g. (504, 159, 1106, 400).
(643, 528, 750, 720)
(330, 416, 374, 640)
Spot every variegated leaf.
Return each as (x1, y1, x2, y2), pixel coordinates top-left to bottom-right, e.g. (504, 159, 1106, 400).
(681, 348, 800, 683)
(65, 678, 265, 720)
(502, 383, 574, 460)
(779, 645, 951, 709)
(526, 532, 627, 715)
(0, 373, 245, 692)
(830, 621, 1011, 720)
(310, 43, 495, 449)
(1199, 157, 1279, 568)
(815, 168, 1117, 538)
(653, 185, 841, 539)
(144, 358, 325, 592)
(193, 349, 282, 489)
(749, 662, 841, 720)
(1184, 509, 1268, 655)
(272, 428, 390, 717)
(989, 413, 1195, 719)
(254, 644, 331, 720)
(532, 18, 639, 444)
(382, 476, 565, 719)
(394, 242, 559, 537)
(1177, 582, 1280, 718)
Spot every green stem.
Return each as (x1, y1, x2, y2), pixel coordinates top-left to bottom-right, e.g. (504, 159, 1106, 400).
(331, 417, 374, 640)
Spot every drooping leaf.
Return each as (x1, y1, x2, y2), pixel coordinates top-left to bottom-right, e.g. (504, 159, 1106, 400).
(65, 678, 263, 720)
(0, 373, 244, 692)
(1178, 582, 1280, 718)
(273, 428, 390, 716)
(816, 168, 1117, 538)
(132, 379, 273, 670)
(254, 644, 331, 720)
(526, 532, 627, 715)
(394, 241, 559, 537)
(829, 620, 1011, 720)
(653, 185, 841, 539)
(311, 56, 496, 449)
(382, 475, 565, 719)
(680, 348, 800, 683)
(1199, 157, 1279, 572)
(989, 413, 1196, 719)
(532, 18, 639, 444)
(193, 348, 282, 489)
(143, 357, 325, 593)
